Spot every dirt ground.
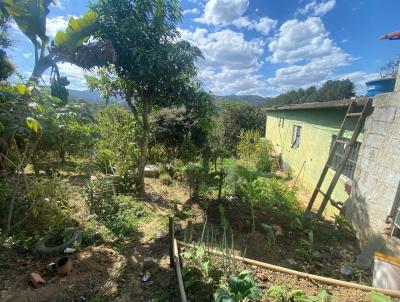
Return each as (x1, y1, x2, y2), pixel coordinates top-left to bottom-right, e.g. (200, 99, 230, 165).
(0, 177, 397, 302)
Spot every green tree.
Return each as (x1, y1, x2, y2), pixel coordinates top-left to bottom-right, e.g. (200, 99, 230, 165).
(318, 79, 355, 101)
(0, 18, 14, 81)
(265, 79, 356, 107)
(90, 0, 202, 194)
(214, 101, 265, 154)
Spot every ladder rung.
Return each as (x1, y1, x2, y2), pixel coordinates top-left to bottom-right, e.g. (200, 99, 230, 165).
(335, 139, 350, 145)
(317, 188, 326, 196)
(346, 112, 362, 117)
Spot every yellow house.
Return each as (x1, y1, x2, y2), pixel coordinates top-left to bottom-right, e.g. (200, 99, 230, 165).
(264, 98, 368, 216)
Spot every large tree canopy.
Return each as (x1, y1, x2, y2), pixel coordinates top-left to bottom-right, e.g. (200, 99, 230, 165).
(89, 0, 203, 194)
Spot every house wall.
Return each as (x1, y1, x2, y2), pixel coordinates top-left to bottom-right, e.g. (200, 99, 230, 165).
(345, 92, 400, 257)
(265, 107, 362, 217)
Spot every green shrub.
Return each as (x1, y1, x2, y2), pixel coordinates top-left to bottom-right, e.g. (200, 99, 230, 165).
(224, 163, 299, 216)
(252, 177, 299, 214)
(213, 270, 261, 302)
(93, 149, 115, 174)
(96, 105, 140, 173)
(83, 176, 116, 218)
(160, 173, 173, 186)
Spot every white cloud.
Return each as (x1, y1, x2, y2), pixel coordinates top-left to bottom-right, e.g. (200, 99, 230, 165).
(195, 0, 277, 35)
(267, 52, 350, 90)
(180, 28, 264, 71)
(267, 17, 352, 92)
(198, 67, 271, 95)
(252, 17, 278, 35)
(46, 15, 73, 38)
(268, 17, 343, 64)
(183, 8, 200, 15)
(180, 27, 272, 95)
(297, 0, 336, 17)
(51, 0, 69, 10)
(57, 63, 87, 90)
(22, 53, 32, 59)
(197, 0, 249, 25)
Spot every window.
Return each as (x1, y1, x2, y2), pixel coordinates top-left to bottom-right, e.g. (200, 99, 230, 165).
(328, 135, 361, 179)
(291, 125, 301, 149)
(278, 117, 285, 128)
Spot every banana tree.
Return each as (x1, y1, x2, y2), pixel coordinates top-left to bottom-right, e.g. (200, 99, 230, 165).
(0, 1, 108, 83)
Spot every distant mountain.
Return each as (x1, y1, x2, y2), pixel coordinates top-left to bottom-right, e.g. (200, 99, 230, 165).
(213, 94, 271, 106)
(68, 89, 270, 107)
(68, 89, 123, 105)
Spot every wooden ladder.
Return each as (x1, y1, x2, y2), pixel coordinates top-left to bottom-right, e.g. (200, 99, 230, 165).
(306, 99, 373, 217)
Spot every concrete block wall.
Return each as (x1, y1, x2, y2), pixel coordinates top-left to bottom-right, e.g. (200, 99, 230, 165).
(345, 92, 400, 257)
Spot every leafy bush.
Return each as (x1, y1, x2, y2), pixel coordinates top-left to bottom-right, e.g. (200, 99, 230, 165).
(84, 176, 116, 218)
(251, 177, 299, 214)
(96, 105, 140, 174)
(213, 270, 261, 302)
(160, 173, 173, 186)
(238, 129, 277, 172)
(267, 286, 333, 302)
(26, 176, 74, 232)
(93, 149, 115, 174)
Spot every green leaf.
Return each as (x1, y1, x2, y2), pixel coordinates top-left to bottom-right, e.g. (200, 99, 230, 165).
(54, 10, 99, 50)
(1, 0, 50, 44)
(17, 84, 27, 95)
(25, 117, 41, 133)
(213, 287, 237, 302)
(368, 291, 391, 302)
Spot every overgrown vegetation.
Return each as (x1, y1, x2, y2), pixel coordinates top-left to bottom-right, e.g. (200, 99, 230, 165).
(0, 1, 381, 301)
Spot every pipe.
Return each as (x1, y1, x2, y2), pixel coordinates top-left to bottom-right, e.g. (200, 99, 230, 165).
(174, 239, 187, 302)
(177, 241, 400, 298)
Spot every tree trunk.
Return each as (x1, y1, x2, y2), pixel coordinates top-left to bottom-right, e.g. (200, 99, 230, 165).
(136, 98, 150, 195)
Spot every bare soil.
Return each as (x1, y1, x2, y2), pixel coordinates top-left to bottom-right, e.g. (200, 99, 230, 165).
(0, 178, 396, 302)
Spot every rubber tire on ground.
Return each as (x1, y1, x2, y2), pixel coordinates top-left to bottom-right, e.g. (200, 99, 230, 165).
(35, 228, 81, 255)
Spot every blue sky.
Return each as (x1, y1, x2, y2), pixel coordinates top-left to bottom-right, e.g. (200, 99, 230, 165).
(6, 0, 400, 96)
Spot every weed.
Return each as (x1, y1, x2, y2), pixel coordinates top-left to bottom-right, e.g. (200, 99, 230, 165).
(213, 270, 261, 302)
(267, 286, 333, 302)
(368, 291, 391, 302)
(160, 173, 173, 186)
(296, 230, 321, 263)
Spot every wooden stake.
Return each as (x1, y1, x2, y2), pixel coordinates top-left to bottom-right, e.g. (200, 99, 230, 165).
(169, 216, 174, 267)
(186, 220, 193, 243)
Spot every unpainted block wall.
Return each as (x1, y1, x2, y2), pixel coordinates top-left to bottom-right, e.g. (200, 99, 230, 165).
(346, 92, 400, 257)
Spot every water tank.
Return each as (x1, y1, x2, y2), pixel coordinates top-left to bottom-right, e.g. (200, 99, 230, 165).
(365, 78, 396, 96)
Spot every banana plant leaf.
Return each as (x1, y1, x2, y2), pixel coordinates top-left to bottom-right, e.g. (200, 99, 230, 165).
(55, 10, 99, 50)
(0, 0, 52, 44)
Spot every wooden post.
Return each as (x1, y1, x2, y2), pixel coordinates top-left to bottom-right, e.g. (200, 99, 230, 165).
(169, 216, 174, 267)
(218, 167, 224, 200)
(186, 220, 193, 243)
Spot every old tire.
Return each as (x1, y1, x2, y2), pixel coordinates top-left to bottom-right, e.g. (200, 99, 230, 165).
(35, 228, 81, 255)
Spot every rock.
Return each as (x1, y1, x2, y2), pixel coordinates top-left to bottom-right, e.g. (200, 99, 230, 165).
(287, 259, 297, 266)
(340, 263, 353, 277)
(144, 165, 160, 178)
(29, 272, 46, 287)
(156, 231, 168, 240)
